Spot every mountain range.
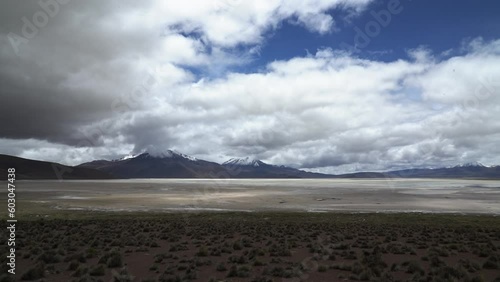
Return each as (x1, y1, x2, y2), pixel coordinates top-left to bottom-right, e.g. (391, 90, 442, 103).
(1, 151, 500, 180)
(77, 151, 227, 179)
(0, 154, 113, 180)
(78, 151, 328, 179)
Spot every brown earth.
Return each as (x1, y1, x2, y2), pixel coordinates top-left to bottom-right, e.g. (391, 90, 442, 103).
(1, 212, 499, 281)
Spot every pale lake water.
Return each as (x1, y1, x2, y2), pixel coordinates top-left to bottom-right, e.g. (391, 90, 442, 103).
(6, 178, 500, 214)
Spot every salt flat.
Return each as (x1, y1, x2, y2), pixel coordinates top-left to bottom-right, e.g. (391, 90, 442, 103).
(7, 178, 500, 214)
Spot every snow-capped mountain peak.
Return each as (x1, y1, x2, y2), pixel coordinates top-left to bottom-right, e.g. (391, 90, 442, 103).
(122, 149, 198, 162)
(453, 161, 488, 168)
(173, 150, 198, 161)
(223, 157, 263, 167)
(117, 153, 140, 161)
(148, 150, 198, 161)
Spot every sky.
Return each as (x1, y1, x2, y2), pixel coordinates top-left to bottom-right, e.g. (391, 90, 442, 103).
(0, 0, 499, 174)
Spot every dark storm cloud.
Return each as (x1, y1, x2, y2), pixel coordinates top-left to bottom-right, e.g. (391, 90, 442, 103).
(0, 73, 118, 145)
(0, 0, 154, 147)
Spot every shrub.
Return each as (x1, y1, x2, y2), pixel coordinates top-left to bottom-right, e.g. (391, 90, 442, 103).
(466, 276, 485, 282)
(107, 253, 123, 268)
(65, 252, 87, 263)
(227, 265, 250, 277)
(38, 252, 62, 264)
(253, 258, 266, 266)
(233, 241, 242, 250)
(359, 269, 373, 281)
(432, 265, 466, 280)
(269, 266, 295, 278)
(351, 262, 363, 275)
(72, 265, 88, 277)
(68, 260, 80, 271)
(216, 262, 227, 272)
(250, 277, 272, 282)
(227, 265, 238, 277)
(483, 259, 498, 269)
(406, 260, 425, 275)
(89, 264, 106, 276)
(183, 268, 197, 280)
(21, 264, 44, 280)
(86, 247, 99, 258)
(112, 267, 135, 282)
(196, 246, 208, 257)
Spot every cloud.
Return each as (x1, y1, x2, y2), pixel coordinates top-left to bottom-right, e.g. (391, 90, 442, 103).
(0, 1, 499, 173)
(117, 39, 500, 172)
(0, 0, 372, 145)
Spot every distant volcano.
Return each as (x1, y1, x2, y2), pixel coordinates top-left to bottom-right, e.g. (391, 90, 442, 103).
(78, 150, 224, 178)
(79, 151, 330, 178)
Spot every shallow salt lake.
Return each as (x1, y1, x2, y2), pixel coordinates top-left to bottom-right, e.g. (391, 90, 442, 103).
(4, 178, 500, 214)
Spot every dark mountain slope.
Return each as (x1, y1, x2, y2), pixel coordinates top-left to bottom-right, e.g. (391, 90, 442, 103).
(222, 157, 332, 178)
(0, 154, 114, 180)
(78, 151, 227, 178)
(385, 163, 500, 179)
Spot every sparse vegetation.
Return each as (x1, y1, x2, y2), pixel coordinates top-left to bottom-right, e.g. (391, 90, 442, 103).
(4, 212, 500, 281)
(20, 264, 44, 281)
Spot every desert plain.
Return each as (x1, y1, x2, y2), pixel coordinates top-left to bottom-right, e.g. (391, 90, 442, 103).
(1, 179, 499, 281)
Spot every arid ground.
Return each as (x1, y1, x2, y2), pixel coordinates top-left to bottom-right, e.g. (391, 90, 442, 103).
(1, 179, 500, 281)
(7, 179, 500, 214)
(1, 212, 499, 281)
